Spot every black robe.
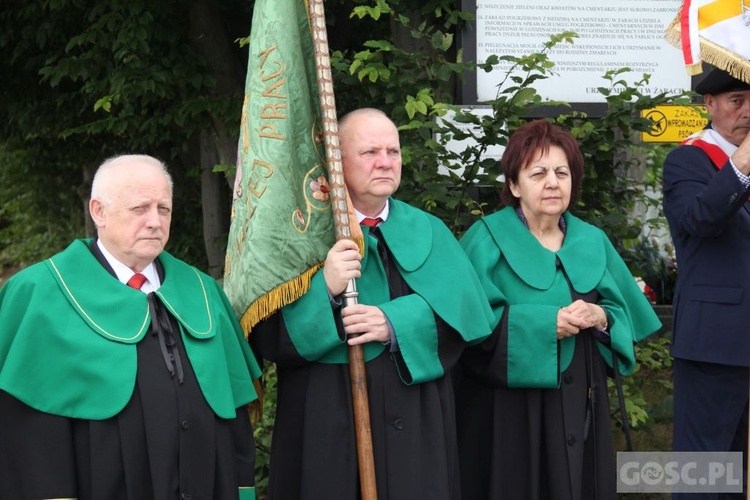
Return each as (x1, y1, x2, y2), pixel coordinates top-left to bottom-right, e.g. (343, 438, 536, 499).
(456, 289, 617, 500)
(0, 243, 255, 500)
(252, 227, 466, 500)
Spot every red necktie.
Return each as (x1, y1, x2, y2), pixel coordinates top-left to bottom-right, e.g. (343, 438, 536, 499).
(361, 217, 382, 227)
(126, 273, 147, 290)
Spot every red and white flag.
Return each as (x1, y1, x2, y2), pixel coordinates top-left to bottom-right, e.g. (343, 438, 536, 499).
(665, 0, 750, 82)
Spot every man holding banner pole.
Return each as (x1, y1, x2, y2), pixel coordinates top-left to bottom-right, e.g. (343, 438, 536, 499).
(250, 108, 493, 499)
(223, 0, 491, 496)
(664, 2, 750, 497)
(662, 67, 750, 499)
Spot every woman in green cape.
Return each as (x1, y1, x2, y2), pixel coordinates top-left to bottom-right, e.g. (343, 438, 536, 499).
(456, 120, 661, 500)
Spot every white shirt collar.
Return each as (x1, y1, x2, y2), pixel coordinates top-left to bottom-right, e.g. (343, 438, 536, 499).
(707, 124, 739, 156)
(96, 240, 161, 293)
(354, 200, 390, 224)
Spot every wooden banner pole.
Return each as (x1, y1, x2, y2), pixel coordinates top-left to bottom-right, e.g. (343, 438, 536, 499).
(308, 1, 378, 498)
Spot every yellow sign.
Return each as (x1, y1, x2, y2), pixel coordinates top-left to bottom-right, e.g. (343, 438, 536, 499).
(641, 105, 708, 143)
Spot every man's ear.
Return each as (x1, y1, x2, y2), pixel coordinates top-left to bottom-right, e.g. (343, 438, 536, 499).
(90, 198, 106, 227)
(703, 94, 716, 115)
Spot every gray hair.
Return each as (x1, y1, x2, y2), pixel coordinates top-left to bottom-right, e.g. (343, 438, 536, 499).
(91, 154, 173, 204)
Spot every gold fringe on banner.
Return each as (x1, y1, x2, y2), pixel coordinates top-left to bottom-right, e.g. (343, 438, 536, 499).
(242, 264, 324, 423)
(698, 38, 750, 84)
(664, 11, 682, 50)
(664, 12, 683, 48)
(664, 13, 705, 75)
(686, 63, 705, 76)
(240, 263, 325, 336)
(242, 230, 364, 424)
(240, 233, 366, 337)
(665, 10, 750, 82)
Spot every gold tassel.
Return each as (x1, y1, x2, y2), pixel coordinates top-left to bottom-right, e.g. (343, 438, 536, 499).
(353, 235, 365, 258)
(686, 62, 704, 76)
(248, 379, 263, 425)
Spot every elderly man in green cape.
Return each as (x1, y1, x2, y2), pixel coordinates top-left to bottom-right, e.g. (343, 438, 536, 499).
(0, 155, 262, 500)
(251, 108, 494, 500)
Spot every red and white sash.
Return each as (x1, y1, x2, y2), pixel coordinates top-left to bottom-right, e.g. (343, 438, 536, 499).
(681, 128, 738, 170)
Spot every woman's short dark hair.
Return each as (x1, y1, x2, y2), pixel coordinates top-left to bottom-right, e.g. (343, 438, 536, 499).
(499, 120, 584, 208)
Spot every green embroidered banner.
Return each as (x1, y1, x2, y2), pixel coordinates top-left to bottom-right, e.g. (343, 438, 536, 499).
(224, 0, 335, 335)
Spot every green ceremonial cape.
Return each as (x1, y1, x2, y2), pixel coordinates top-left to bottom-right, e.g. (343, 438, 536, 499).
(0, 239, 261, 420)
(280, 199, 493, 384)
(460, 207, 661, 388)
